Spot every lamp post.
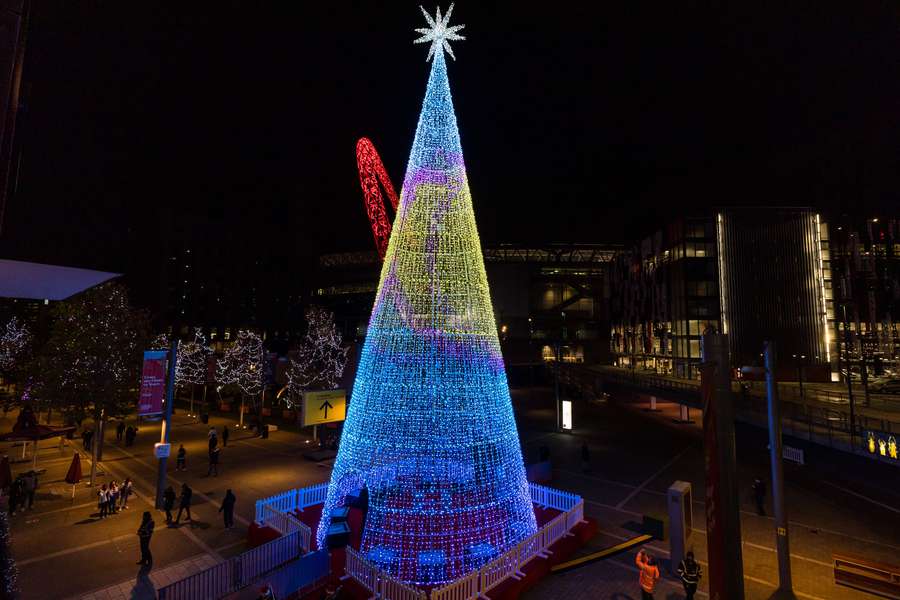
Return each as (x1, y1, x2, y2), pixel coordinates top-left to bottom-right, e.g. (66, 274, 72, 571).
(792, 354, 806, 400)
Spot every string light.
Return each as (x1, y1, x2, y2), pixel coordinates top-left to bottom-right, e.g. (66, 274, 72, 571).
(175, 328, 212, 389)
(216, 330, 264, 396)
(318, 12, 536, 585)
(357, 137, 400, 260)
(287, 306, 348, 405)
(0, 317, 29, 372)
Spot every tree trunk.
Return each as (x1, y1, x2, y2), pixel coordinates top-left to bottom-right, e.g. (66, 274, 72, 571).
(45, 406, 52, 425)
(95, 407, 106, 462)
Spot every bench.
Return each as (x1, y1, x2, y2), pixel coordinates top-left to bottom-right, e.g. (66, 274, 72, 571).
(834, 553, 900, 599)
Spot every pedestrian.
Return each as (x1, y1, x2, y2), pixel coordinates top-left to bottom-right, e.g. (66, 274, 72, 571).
(116, 420, 126, 442)
(580, 441, 591, 473)
(752, 477, 767, 516)
(677, 550, 702, 600)
(220, 488, 236, 528)
(137, 511, 154, 567)
(22, 471, 37, 510)
(83, 428, 94, 452)
(176, 444, 186, 471)
(8, 476, 21, 515)
(635, 549, 660, 600)
(163, 485, 176, 523)
(222, 425, 229, 447)
(208, 426, 217, 441)
(175, 483, 193, 524)
(208, 432, 218, 453)
(125, 426, 136, 447)
(108, 482, 119, 515)
(120, 478, 133, 509)
(97, 484, 108, 518)
(207, 446, 220, 477)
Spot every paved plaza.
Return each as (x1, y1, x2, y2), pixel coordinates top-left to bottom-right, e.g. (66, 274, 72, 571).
(2, 387, 898, 599)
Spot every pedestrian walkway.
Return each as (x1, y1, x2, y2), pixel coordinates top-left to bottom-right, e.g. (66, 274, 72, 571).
(67, 553, 217, 600)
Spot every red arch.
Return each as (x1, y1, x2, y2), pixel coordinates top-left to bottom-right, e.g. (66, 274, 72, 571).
(356, 137, 399, 260)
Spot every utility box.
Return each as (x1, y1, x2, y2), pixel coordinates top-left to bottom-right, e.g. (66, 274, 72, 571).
(668, 480, 693, 570)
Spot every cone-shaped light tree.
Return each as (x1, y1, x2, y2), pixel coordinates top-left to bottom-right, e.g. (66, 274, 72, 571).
(317, 5, 537, 585)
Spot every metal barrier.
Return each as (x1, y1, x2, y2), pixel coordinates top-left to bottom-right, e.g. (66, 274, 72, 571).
(430, 571, 478, 600)
(834, 553, 900, 598)
(158, 530, 304, 600)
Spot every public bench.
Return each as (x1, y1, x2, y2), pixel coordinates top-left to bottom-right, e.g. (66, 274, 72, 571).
(834, 553, 900, 599)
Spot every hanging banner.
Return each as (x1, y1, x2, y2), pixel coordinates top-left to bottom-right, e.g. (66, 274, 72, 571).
(138, 350, 167, 416)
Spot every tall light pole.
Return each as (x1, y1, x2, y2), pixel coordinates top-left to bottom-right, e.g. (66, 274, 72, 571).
(155, 338, 178, 509)
(764, 341, 793, 593)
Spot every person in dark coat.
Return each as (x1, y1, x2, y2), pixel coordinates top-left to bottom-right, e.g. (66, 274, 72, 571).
(124, 426, 136, 447)
(8, 476, 22, 515)
(207, 446, 220, 477)
(22, 471, 37, 510)
(163, 485, 176, 523)
(137, 511, 154, 566)
(752, 477, 767, 516)
(175, 483, 193, 524)
(580, 441, 591, 473)
(219, 489, 236, 528)
(677, 551, 702, 600)
(222, 425, 229, 447)
(116, 421, 126, 442)
(176, 444, 186, 471)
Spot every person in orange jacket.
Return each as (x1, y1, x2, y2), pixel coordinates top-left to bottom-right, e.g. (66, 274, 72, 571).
(636, 548, 660, 599)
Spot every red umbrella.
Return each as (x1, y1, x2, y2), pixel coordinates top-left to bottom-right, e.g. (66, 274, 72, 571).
(65, 453, 82, 484)
(64, 453, 82, 501)
(0, 456, 11, 490)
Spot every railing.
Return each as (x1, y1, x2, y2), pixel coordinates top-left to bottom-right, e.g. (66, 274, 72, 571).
(259, 482, 585, 600)
(158, 530, 305, 600)
(255, 482, 330, 524)
(529, 482, 581, 511)
(344, 547, 427, 600)
(259, 503, 313, 552)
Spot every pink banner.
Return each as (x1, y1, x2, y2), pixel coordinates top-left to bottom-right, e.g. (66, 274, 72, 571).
(138, 350, 167, 416)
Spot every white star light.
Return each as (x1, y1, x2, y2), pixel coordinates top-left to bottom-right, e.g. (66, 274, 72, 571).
(413, 3, 465, 61)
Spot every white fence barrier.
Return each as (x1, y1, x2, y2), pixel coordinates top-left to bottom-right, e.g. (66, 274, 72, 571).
(261, 482, 585, 600)
(783, 445, 805, 465)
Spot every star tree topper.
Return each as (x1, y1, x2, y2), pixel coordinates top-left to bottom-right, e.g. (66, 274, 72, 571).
(414, 3, 465, 61)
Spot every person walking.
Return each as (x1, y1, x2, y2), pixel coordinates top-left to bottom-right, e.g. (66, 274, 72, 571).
(175, 483, 193, 525)
(137, 511, 154, 567)
(125, 426, 136, 447)
(677, 551, 702, 600)
(207, 446, 220, 477)
(222, 425, 229, 447)
(120, 478, 133, 509)
(22, 471, 37, 510)
(220, 489, 236, 529)
(163, 485, 176, 523)
(580, 441, 591, 473)
(83, 428, 94, 452)
(97, 484, 108, 519)
(635, 549, 660, 600)
(116, 421, 126, 442)
(752, 477, 767, 516)
(176, 444, 186, 471)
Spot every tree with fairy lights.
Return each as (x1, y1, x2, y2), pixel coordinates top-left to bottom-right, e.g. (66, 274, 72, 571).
(0, 318, 30, 397)
(317, 5, 537, 584)
(286, 306, 348, 405)
(173, 329, 211, 415)
(216, 330, 264, 426)
(35, 282, 149, 462)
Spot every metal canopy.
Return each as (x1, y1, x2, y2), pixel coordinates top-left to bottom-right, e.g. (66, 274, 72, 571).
(0, 259, 119, 300)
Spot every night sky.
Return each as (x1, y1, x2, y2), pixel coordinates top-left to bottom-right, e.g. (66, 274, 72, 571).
(1, 2, 898, 310)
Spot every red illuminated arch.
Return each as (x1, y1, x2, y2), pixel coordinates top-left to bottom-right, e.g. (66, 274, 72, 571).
(356, 137, 399, 260)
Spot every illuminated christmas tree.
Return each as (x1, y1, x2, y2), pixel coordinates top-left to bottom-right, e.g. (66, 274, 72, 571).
(317, 4, 537, 584)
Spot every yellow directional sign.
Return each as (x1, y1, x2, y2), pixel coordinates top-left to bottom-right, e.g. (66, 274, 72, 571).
(302, 390, 346, 427)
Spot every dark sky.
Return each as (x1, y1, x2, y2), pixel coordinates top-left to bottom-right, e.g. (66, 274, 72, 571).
(1, 2, 898, 309)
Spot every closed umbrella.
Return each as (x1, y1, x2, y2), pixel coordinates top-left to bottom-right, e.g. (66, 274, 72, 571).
(64, 452, 82, 501)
